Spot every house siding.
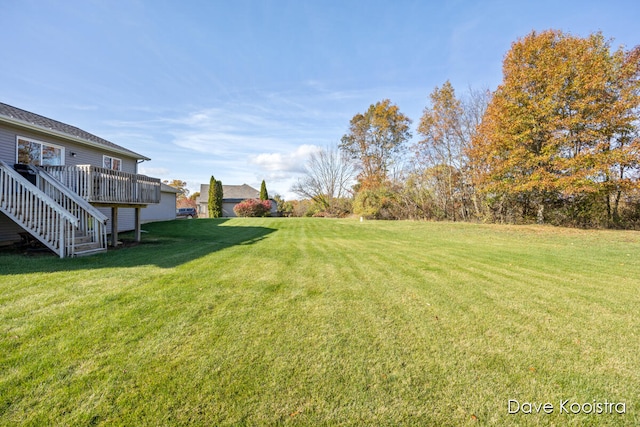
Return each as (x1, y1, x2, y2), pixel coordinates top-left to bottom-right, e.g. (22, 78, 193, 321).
(97, 207, 136, 233)
(0, 126, 16, 162)
(222, 201, 237, 217)
(141, 188, 178, 223)
(197, 201, 208, 218)
(0, 127, 21, 243)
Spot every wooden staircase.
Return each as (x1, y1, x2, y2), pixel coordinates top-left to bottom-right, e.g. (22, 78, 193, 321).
(68, 233, 106, 257)
(0, 160, 108, 258)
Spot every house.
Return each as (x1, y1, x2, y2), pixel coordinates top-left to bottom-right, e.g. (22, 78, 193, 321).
(0, 102, 162, 257)
(196, 183, 277, 217)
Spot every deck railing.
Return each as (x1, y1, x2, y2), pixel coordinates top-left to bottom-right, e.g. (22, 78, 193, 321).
(42, 165, 161, 205)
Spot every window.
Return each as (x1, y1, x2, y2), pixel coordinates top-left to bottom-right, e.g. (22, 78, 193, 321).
(16, 137, 64, 166)
(103, 155, 122, 171)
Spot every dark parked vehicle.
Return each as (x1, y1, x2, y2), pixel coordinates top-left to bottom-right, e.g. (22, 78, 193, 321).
(176, 207, 197, 219)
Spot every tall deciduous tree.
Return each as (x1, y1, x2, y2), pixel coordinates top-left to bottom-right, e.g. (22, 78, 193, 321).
(415, 81, 465, 220)
(470, 30, 640, 224)
(340, 99, 412, 189)
(291, 145, 357, 214)
(409, 83, 490, 221)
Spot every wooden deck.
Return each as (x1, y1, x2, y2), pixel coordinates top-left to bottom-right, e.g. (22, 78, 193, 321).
(42, 165, 161, 206)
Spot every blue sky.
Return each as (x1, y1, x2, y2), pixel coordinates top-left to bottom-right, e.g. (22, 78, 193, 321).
(2, 0, 639, 198)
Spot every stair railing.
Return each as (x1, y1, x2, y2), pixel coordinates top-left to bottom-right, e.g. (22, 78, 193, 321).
(0, 160, 78, 258)
(32, 165, 108, 252)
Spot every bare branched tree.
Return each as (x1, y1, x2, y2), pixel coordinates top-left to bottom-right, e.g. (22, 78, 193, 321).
(461, 86, 492, 218)
(460, 86, 491, 148)
(291, 145, 357, 214)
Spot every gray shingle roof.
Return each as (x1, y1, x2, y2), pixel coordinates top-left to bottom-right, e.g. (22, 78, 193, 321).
(198, 184, 260, 201)
(222, 184, 259, 200)
(0, 102, 149, 160)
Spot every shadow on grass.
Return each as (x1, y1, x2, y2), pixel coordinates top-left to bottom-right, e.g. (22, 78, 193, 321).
(0, 218, 276, 274)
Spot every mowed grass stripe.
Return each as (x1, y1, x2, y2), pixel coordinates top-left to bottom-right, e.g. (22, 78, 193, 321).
(1, 218, 639, 426)
(263, 220, 636, 424)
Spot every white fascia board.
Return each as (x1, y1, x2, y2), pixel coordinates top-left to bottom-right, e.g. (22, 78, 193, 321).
(0, 115, 151, 161)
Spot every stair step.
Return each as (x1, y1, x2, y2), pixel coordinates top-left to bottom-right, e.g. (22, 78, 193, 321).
(67, 235, 92, 244)
(73, 247, 107, 257)
(74, 241, 102, 251)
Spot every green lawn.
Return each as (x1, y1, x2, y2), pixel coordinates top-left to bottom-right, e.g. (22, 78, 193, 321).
(1, 218, 639, 426)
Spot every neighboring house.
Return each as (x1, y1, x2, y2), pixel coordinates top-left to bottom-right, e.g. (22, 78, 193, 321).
(0, 102, 162, 257)
(196, 183, 277, 217)
(140, 183, 180, 223)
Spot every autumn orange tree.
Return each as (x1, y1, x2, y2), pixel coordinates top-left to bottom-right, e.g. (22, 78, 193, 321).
(340, 99, 412, 190)
(470, 30, 640, 225)
(340, 99, 413, 219)
(164, 179, 189, 201)
(165, 179, 197, 208)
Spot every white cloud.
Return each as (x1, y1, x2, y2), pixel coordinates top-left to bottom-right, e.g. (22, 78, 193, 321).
(249, 144, 321, 174)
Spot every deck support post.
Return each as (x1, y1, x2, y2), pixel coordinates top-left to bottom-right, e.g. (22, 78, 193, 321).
(134, 207, 142, 242)
(110, 207, 118, 247)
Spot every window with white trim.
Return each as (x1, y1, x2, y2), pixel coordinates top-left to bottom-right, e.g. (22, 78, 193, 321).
(103, 155, 122, 171)
(17, 137, 65, 166)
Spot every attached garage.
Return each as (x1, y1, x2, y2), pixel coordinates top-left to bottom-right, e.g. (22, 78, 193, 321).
(140, 183, 180, 223)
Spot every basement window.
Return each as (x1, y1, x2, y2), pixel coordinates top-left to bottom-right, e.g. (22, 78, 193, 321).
(16, 137, 64, 166)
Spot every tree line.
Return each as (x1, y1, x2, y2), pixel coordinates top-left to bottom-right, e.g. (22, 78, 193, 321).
(291, 30, 640, 228)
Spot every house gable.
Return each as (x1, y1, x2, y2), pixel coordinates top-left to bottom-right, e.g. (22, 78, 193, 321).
(0, 103, 149, 161)
(1, 124, 141, 174)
